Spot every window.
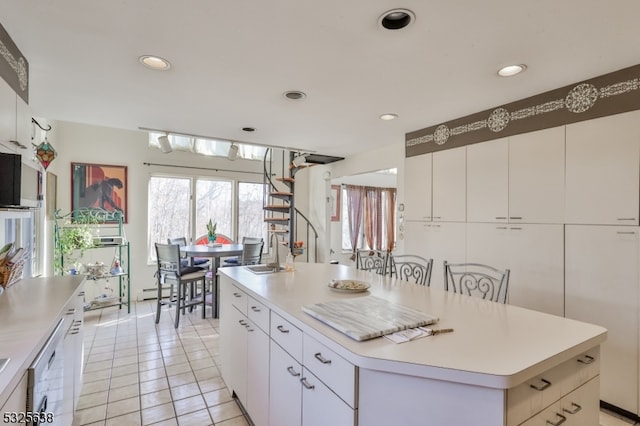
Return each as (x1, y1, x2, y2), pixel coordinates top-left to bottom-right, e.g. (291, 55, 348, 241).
(147, 175, 268, 261)
(148, 133, 267, 161)
(341, 186, 397, 251)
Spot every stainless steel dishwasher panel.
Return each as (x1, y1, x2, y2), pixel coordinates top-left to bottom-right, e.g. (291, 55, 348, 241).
(27, 318, 65, 426)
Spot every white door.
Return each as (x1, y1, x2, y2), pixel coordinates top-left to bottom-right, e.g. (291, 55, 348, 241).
(269, 342, 302, 426)
(466, 138, 508, 223)
(565, 111, 640, 225)
(508, 126, 565, 224)
(432, 146, 466, 222)
(246, 321, 269, 426)
(565, 225, 639, 414)
(404, 154, 432, 221)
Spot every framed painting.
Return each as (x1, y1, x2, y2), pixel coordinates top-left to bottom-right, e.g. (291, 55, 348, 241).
(71, 163, 128, 222)
(330, 184, 341, 221)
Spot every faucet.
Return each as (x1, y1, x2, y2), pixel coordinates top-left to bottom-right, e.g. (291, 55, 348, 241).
(266, 233, 280, 271)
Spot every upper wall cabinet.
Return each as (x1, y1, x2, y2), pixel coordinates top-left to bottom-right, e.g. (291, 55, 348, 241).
(432, 146, 466, 222)
(16, 96, 31, 147)
(466, 138, 508, 223)
(404, 153, 432, 221)
(565, 110, 640, 225)
(508, 126, 565, 224)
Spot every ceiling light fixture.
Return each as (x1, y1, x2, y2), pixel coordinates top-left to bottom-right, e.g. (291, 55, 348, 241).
(227, 143, 239, 161)
(497, 64, 527, 77)
(157, 134, 172, 153)
(380, 113, 398, 120)
(139, 55, 171, 71)
(291, 154, 309, 167)
(283, 91, 307, 100)
(379, 9, 415, 30)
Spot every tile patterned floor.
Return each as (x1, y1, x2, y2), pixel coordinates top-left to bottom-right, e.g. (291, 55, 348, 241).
(72, 300, 249, 426)
(73, 301, 637, 426)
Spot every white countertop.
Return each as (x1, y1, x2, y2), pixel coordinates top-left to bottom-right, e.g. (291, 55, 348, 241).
(219, 263, 607, 389)
(0, 275, 85, 405)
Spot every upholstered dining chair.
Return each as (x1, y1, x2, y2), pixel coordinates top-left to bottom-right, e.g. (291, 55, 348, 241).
(155, 243, 208, 328)
(443, 261, 511, 304)
(223, 236, 264, 266)
(356, 249, 390, 275)
(167, 236, 209, 267)
(387, 254, 434, 286)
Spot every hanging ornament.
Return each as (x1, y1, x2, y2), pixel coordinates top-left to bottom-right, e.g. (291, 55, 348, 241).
(35, 137, 57, 170)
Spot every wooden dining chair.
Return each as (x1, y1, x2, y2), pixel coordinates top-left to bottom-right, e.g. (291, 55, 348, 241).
(223, 236, 264, 266)
(443, 261, 510, 303)
(167, 236, 209, 267)
(387, 254, 434, 286)
(155, 243, 208, 328)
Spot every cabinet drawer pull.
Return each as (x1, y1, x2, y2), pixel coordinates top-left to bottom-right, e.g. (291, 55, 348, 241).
(277, 325, 290, 333)
(510, 227, 522, 230)
(287, 366, 300, 377)
(251, 306, 261, 312)
(546, 412, 566, 425)
(617, 231, 636, 235)
(617, 218, 636, 221)
(562, 402, 581, 415)
(314, 353, 332, 364)
(233, 292, 243, 298)
(300, 378, 315, 389)
(495, 217, 507, 220)
(509, 216, 522, 220)
(529, 378, 551, 391)
(247, 327, 254, 332)
(496, 226, 507, 230)
(577, 354, 595, 364)
(78, 291, 85, 296)
(433, 216, 442, 219)
(239, 320, 247, 326)
(66, 308, 76, 315)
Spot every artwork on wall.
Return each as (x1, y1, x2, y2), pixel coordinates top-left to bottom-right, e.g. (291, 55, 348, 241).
(71, 163, 128, 222)
(45, 172, 56, 219)
(330, 184, 341, 222)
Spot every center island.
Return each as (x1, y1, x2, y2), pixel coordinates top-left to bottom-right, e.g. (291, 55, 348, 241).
(218, 263, 606, 426)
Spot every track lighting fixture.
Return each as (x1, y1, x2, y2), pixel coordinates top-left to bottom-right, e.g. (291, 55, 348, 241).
(157, 134, 172, 153)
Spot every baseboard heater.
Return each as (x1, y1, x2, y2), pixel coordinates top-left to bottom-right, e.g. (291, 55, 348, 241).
(138, 285, 171, 301)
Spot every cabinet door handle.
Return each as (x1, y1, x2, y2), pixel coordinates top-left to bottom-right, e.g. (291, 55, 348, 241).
(577, 354, 595, 364)
(247, 327, 254, 332)
(433, 216, 442, 219)
(510, 227, 522, 230)
(562, 402, 581, 415)
(509, 216, 522, 220)
(238, 320, 247, 326)
(617, 218, 636, 221)
(78, 291, 85, 296)
(546, 413, 567, 425)
(66, 308, 76, 315)
(287, 366, 300, 377)
(300, 378, 315, 390)
(529, 378, 551, 391)
(251, 306, 261, 312)
(277, 325, 290, 333)
(233, 292, 243, 298)
(314, 352, 332, 364)
(495, 217, 507, 220)
(496, 226, 507, 230)
(617, 231, 636, 235)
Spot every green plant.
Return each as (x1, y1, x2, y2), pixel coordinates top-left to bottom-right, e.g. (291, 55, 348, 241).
(207, 219, 217, 237)
(54, 218, 97, 275)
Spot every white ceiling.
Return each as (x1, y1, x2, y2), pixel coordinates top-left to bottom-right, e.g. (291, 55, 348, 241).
(1, 1, 639, 158)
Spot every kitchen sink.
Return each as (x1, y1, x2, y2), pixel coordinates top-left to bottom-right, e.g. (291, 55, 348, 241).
(245, 265, 284, 274)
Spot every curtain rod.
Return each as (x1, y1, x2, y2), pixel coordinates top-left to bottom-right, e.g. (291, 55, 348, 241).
(143, 162, 265, 175)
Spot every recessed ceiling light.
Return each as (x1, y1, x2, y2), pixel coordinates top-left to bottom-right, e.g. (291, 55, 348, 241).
(497, 64, 527, 77)
(378, 9, 415, 30)
(139, 55, 171, 71)
(242, 127, 256, 132)
(283, 91, 307, 100)
(380, 113, 398, 120)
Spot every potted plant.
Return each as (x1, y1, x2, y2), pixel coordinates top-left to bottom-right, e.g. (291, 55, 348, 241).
(54, 213, 98, 275)
(206, 219, 217, 244)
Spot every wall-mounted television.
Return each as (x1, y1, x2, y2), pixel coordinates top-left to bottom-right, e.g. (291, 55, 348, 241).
(0, 152, 39, 208)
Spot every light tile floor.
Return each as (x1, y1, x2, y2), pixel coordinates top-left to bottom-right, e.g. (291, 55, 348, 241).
(72, 300, 249, 426)
(73, 301, 636, 426)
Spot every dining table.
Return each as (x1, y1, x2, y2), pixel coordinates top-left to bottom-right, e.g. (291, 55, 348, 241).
(180, 243, 244, 317)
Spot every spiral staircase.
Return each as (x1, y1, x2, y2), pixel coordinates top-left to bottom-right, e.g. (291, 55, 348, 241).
(262, 149, 343, 263)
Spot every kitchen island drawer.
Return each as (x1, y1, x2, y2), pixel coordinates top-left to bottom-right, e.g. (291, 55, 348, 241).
(230, 285, 248, 315)
(271, 311, 303, 362)
(248, 297, 269, 333)
(303, 334, 356, 408)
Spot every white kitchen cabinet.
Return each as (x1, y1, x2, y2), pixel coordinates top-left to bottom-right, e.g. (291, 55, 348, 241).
(246, 318, 269, 426)
(466, 223, 564, 316)
(61, 285, 85, 426)
(269, 341, 302, 426)
(508, 126, 565, 224)
(565, 225, 639, 414)
(466, 138, 508, 223)
(301, 368, 355, 426)
(404, 153, 432, 221)
(403, 221, 466, 288)
(565, 110, 640, 225)
(219, 285, 248, 404)
(15, 97, 31, 148)
(0, 372, 27, 418)
(0, 79, 16, 151)
(432, 146, 466, 222)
